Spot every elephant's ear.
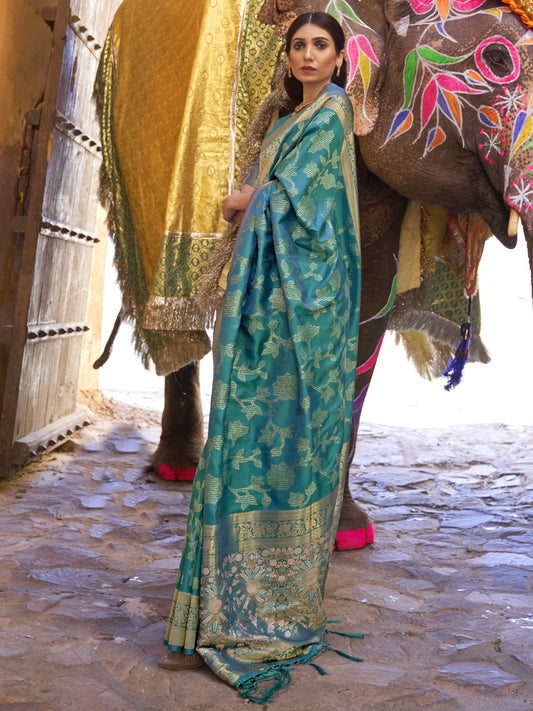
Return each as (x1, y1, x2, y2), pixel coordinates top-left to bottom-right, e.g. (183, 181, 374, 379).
(348, 0, 412, 136)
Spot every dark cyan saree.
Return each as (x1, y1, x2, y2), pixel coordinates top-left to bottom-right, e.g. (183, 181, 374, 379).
(164, 83, 361, 701)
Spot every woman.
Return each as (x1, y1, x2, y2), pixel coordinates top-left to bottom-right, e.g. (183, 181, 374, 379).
(160, 12, 362, 703)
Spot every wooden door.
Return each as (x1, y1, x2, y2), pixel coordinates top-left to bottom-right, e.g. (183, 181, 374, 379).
(0, 0, 122, 474)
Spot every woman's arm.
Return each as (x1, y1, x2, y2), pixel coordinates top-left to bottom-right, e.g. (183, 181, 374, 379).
(222, 184, 255, 224)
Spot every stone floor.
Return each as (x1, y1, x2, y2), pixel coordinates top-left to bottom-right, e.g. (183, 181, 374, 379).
(1, 392, 532, 711)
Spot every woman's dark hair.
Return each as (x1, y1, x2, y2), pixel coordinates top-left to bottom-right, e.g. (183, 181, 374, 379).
(284, 12, 347, 104)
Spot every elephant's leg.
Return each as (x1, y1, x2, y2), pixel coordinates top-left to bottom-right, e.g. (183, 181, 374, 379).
(151, 361, 204, 481)
(335, 167, 406, 549)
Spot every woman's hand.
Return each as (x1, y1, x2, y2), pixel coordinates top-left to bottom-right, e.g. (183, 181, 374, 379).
(222, 193, 242, 223)
(222, 185, 254, 223)
(223, 206, 245, 224)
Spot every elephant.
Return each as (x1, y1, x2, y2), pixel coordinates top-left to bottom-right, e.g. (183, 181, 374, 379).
(100, 0, 533, 549)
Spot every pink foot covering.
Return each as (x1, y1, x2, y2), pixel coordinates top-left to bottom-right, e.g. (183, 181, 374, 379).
(334, 522, 375, 551)
(157, 463, 197, 481)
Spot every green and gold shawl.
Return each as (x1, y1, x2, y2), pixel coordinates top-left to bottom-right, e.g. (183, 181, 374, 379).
(164, 84, 361, 702)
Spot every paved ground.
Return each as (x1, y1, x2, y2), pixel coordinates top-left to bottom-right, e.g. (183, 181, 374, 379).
(0, 391, 532, 711)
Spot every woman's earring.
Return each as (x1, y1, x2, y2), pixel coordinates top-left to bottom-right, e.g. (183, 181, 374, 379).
(288, 66, 292, 79)
(336, 64, 341, 77)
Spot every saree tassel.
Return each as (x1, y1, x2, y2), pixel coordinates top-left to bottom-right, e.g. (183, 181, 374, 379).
(237, 666, 292, 704)
(326, 626, 364, 663)
(441, 298, 472, 391)
(236, 644, 327, 703)
(327, 645, 364, 663)
(326, 628, 365, 639)
(309, 662, 329, 675)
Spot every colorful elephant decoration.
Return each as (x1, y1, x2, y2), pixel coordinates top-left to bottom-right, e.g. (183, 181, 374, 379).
(337, 0, 533, 211)
(96, 0, 533, 547)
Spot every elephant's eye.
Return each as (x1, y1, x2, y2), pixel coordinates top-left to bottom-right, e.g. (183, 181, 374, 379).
(481, 43, 514, 77)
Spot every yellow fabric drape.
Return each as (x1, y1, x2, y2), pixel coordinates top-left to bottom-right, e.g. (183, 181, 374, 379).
(101, 0, 283, 373)
(397, 201, 448, 295)
(112, 0, 243, 292)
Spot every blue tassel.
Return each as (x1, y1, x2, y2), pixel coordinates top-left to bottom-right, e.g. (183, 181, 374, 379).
(442, 320, 471, 391)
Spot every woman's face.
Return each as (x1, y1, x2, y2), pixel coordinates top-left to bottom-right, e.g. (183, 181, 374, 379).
(287, 23, 343, 96)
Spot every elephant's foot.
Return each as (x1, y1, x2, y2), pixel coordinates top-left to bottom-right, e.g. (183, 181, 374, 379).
(151, 425, 204, 481)
(151, 420, 205, 480)
(157, 651, 204, 670)
(335, 488, 375, 551)
(151, 363, 205, 482)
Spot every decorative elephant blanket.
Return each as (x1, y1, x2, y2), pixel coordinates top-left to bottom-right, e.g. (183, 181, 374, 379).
(95, 0, 283, 375)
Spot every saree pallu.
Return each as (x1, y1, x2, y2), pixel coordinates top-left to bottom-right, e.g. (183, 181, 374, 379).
(164, 85, 361, 702)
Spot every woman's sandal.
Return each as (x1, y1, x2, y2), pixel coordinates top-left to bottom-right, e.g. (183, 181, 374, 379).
(157, 651, 204, 670)
(334, 522, 375, 551)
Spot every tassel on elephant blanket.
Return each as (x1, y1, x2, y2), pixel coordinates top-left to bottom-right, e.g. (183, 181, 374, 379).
(442, 319, 472, 390)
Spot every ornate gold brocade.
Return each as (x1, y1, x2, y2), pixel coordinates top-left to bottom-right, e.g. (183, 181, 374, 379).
(100, 0, 287, 373)
(233, 2, 284, 182)
(203, 488, 338, 559)
(111, 0, 232, 287)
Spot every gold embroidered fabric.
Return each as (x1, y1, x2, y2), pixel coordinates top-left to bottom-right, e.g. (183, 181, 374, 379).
(98, 0, 286, 373)
(111, 0, 235, 287)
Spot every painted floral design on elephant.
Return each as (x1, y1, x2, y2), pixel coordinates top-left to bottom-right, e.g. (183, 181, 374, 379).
(380, 13, 533, 170)
(325, 0, 379, 123)
(324, 1, 520, 148)
(479, 83, 533, 211)
(408, 0, 497, 22)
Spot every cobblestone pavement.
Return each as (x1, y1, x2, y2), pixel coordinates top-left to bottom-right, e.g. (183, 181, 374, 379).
(0, 393, 532, 711)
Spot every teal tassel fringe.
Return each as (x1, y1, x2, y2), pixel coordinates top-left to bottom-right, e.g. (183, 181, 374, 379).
(310, 662, 328, 675)
(236, 628, 364, 703)
(328, 645, 364, 663)
(236, 644, 326, 704)
(326, 629, 365, 639)
(237, 666, 293, 704)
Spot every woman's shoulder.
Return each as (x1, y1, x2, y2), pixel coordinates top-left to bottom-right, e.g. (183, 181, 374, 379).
(321, 84, 352, 110)
(318, 84, 353, 125)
